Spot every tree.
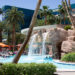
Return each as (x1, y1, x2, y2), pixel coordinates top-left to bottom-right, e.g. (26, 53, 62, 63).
(0, 8, 3, 14)
(64, 0, 75, 28)
(4, 25, 13, 45)
(36, 19, 45, 26)
(55, 15, 63, 24)
(12, 0, 42, 63)
(39, 6, 52, 25)
(58, 3, 67, 25)
(0, 8, 3, 42)
(0, 21, 4, 42)
(68, 0, 72, 11)
(15, 33, 25, 45)
(4, 7, 24, 51)
(47, 14, 55, 24)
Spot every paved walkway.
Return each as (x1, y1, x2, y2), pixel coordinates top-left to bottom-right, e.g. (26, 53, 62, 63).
(55, 71, 75, 75)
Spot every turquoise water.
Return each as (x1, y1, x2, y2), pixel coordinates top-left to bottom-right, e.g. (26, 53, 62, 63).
(0, 55, 75, 70)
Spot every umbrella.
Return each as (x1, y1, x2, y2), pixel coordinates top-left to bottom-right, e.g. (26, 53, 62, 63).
(0, 43, 9, 47)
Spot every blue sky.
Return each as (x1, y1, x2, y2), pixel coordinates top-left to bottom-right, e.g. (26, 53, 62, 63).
(0, 0, 75, 10)
(0, 0, 75, 20)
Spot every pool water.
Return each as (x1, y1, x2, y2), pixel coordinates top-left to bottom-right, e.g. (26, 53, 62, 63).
(0, 55, 75, 70)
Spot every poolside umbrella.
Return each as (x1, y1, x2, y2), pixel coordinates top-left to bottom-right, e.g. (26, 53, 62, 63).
(0, 43, 9, 47)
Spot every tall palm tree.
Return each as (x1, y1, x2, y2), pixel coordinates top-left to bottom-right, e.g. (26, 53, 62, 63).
(64, 0, 74, 28)
(4, 25, 12, 45)
(0, 21, 4, 42)
(0, 8, 3, 42)
(58, 5, 66, 24)
(55, 15, 63, 24)
(68, 0, 72, 11)
(0, 8, 3, 14)
(12, 0, 42, 63)
(39, 6, 50, 25)
(5, 7, 24, 51)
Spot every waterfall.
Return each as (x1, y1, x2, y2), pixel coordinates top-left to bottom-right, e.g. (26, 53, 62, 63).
(28, 34, 37, 56)
(28, 32, 48, 56)
(42, 32, 48, 55)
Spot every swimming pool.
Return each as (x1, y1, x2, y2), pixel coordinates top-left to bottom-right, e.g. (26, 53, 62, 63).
(0, 55, 75, 70)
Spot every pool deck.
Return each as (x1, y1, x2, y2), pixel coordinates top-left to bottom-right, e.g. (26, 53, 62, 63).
(55, 71, 75, 75)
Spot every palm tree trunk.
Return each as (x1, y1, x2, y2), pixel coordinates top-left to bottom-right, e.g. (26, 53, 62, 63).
(0, 29, 2, 42)
(12, 0, 42, 63)
(68, 0, 72, 11)
(64, 0, 74, 29)
(45, 15, 47, 25)
(63, 15, 65, 25)
(7, 30, 11, 45)
(12, 24, 16, 51)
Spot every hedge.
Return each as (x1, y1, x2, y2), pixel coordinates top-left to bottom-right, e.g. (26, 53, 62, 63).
(0, 63, 56, 75)
(61, 53, 75, 62)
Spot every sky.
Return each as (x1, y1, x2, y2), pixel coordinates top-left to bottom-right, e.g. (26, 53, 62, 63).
(0, 0, 75, 20)
(0, 0, 75, 10)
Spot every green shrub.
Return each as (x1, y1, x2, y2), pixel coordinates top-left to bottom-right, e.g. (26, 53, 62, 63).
(61, 53, 75, 62)
(64, 25, 71, 30)
(0, 63, 56, 75)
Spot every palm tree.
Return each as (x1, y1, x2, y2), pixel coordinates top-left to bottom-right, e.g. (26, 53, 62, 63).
(39, 6, 50, 25)
(68, 0, 72, 11)
(47, 14, 55, 24)
(58, 4, 67, 25)
(4, 25, 12, 45)
(0, 21, 4, 42)
(0, 8, 3, 14)
(64, 0, 75, 28)
(55, 15, 63, 24)
(12, 0, 42, 63)
(0, 8, 3, 42)
(4, 7, 24, 51)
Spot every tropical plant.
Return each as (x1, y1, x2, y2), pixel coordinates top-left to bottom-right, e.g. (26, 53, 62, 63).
(12, 0, 42, 63)
(4, 7, 24, 51)
(61, 53, 75, 62)
(36, 19, 45, 26)
(0, 21, 5, 42)
(0, 8, 3, 14)
(68, 0, 72, 11)
(47, 14, 55, 24)
(0, 8, 3, 42)
(63, 0, 75, 29)
(39, 6, 52, 25)
(7, 33, 25, 45)
(15, 33, 25, 45)
(64, 25, 71, 30)
(58, 4, 67, 25)
(55, 15, 63, 24)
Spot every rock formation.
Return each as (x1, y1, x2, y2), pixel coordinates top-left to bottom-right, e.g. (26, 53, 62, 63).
(49, 28, 75, 59)
(32, 27, 75, 59)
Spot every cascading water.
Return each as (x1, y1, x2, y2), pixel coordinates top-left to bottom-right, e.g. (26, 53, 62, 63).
(42, 32, 49, 55)
(28, 34, 37, 56)
(28, 32, 49, 56)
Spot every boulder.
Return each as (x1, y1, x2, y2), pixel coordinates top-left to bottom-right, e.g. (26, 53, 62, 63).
(67, 36, 75, 41)
(61, 41, 75, 53)
(48, 28, 68, 59)
(68, 30, 75, 36)
(49, 28, 68, 44)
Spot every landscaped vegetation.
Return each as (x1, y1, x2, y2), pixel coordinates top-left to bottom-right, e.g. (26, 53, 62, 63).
(0, 63, 56, 75)
(61, 53, 75, 62)
(64, 25, 72, 30)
